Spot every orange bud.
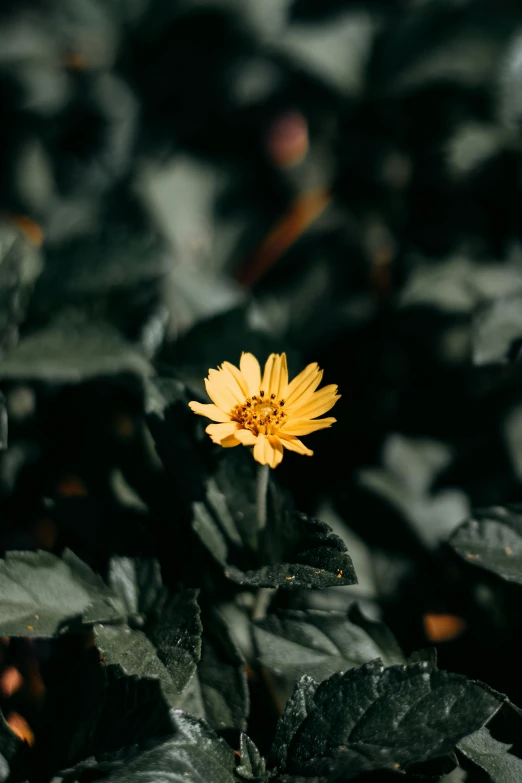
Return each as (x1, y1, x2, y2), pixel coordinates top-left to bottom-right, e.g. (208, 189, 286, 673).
(6, 713, 35, 745)
(0, 667, 23, 697)
(423, 613, 467, 643)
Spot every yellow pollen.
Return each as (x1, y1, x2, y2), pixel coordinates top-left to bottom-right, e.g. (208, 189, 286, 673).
(231, 396, 286, 434)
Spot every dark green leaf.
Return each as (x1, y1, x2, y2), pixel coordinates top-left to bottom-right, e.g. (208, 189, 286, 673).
(236, 734, 268, 781)
(107, 556, 166, 618)
(270, 675, 318, 770)
(101, 711, 239, 783)
(449, 505, 522, 585)
(94, 624, 180, 705)
(0, 549, 125, 637)
(274, 661, 503, 780)
(96, 563, 202, 708)
(147, 590, 202, 695)
(199, 508, 357, 590)
(458, 726, 522, 782)
(174, 608, 249, 733)
(38, 649, 174, 774)
(193, 451, 356, 588)
(254, 605, 404, 688)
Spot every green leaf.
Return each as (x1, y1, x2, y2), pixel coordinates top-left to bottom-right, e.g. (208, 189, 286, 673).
(193, 451, 356, 589)
(273, 661, 503, 780)
(102, 558, 246, 732)
(0, 549, 125, 637)
(174, 608, 249, 733)
(449, 505, 522, 585)
(357, 435, 469, 547)
(37, 650, 174, 775)
(97, 560, 202, 708)
(236, 734, 268, 782)
(0, 311, 152, 382)
(472, 293, 522, 365)
(94, 624, 180, 705)
(458, 726, 522, 782)
(107, 556, 166, 618)
(146, 590, 203, 695)
(253, 605, 404, 689)
(270, 675, 318, 770)
(101, 711, 240, 783)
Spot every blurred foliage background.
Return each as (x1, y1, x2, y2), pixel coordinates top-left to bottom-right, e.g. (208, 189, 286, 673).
(3, 0, 522, 776)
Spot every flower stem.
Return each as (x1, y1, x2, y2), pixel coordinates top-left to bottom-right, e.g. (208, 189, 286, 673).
(256, 463, 270, 532)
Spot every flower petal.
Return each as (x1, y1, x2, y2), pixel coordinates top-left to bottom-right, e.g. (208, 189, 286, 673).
(240, 353, 261, 397)
(279, 434, 314, 456)
(235, 428, 257, 446)
(221, 361, 249, 398)
(290, 386, 340, 419)
(188, 401, 230, 422)
(205, 373, 240, 411)
(220, 434, 241, 448)
(280, 417, 337, 436)
(274, 353, 288, 398)
(284, 363, 323, 406)
(253, 434, 283, 468)
(206, 422, 239, 444)
(260, 354, 288, 399)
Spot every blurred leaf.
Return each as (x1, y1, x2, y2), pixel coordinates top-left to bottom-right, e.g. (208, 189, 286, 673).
(0, 311, 152, 382)
(0, 393, 7, 450)
(253, 604, 404, 684)
(174, 608, 249, 733)
(0, 220, 42, 354)
(399, 256, 522, 314)
(278, 12, 375, 95)
(458, 726, 522, 782)
(357, 435, 469, 547)
(473, 293, 522, 365)
(0, 709, 23, 783)
(449, 505, 522, 585)
(271, 661, 503, 779)
(0, 549, 125, 637)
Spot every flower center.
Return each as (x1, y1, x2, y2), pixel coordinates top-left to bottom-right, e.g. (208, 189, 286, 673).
(231, 391, 286, 434)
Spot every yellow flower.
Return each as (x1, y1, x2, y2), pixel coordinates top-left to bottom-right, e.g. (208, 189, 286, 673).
(189, 353, 340, 468)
